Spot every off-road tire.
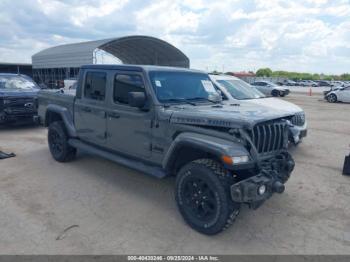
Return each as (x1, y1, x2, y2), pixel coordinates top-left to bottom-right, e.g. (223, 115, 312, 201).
(175, 159, 240, 235)
(327, 94, 337, 103)
(48, 121, 76, 162)
(272, 89, 280, 97)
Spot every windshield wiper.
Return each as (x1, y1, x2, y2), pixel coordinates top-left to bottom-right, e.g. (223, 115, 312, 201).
(186, 97, 221, 104)
(162, 98, 197, 106)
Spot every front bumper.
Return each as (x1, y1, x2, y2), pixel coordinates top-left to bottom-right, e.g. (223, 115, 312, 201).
(283, 89, 290, 96)
(230, 152, 295, 209)
(0, 112, 37, 124)
(289, 122, 307, 144)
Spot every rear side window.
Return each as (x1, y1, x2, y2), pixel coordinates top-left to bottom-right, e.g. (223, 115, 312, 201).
(84, 72, 106, 101)
(114, 74, 144, 104)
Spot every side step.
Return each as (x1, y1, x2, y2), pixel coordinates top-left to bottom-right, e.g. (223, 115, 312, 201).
(68, 139, 167, 178)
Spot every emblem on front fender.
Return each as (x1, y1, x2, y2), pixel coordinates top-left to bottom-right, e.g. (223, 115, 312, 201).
(24, 102, 34, 108)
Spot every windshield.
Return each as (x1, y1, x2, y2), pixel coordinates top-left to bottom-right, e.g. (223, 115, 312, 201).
(149, 71, 219, 103)
(217, 79, 265, 100)
(0, 75, 38, 90)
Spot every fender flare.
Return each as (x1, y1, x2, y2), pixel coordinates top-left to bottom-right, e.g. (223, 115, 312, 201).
(162, 132, 249, 170)
(45, 104, 77, 137)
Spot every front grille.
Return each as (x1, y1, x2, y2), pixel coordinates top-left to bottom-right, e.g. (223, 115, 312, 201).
(3, 97, 36, 115)
(249, 122, 287, 154)
(291, 112, 305, 126)
(4, 97, 34, 106)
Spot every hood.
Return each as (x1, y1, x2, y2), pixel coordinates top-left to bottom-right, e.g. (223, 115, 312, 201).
(0, 88, 39, 98)
(241, 97, 302, 114)
(169, 102, 294, 129)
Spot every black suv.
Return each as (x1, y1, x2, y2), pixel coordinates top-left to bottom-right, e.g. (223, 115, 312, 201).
(0, 74, 39, 124)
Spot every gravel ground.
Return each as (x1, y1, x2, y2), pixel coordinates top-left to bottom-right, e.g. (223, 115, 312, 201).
(0, 93, 349, 254)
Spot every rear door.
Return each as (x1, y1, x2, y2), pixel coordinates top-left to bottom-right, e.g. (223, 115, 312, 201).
(74, 70, 108, 145)
(105, 71, 152, 159)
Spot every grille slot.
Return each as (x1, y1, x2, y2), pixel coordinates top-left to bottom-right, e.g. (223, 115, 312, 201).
(250, 122, 286, 154)
(291, 113, 305, 126)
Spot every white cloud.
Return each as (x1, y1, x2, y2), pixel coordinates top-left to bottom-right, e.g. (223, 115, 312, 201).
(0, 0, 349, 74)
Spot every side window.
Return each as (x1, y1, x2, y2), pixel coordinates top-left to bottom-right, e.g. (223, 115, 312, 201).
(84, 72, 106, 101)
(114, 74, 145, 105)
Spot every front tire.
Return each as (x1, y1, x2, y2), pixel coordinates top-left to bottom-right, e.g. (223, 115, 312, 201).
(327, 94, 337, 103)
(48, 121, 76, 162)
(175, 159, 240, 235)
(272, 89, 280, 97)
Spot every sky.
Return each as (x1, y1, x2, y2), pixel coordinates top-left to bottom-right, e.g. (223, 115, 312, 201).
(0, 0, 349, 74)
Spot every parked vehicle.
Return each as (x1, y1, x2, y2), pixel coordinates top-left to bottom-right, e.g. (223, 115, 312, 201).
(251, 80, 290, 97)
(331, 81, 345, 87)
(317, 80, 332, 87)
(324, 86, 350, 103)
(37, 64, 295, 235)
(210, 74, 307, 144)
(283, 80, 297, 86)
(0, 73, 39, 124)
(63, 78, 77, 90)
(298, 80, 317, 87)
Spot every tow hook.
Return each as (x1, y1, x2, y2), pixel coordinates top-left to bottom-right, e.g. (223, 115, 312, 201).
(272, 181, 285, 194)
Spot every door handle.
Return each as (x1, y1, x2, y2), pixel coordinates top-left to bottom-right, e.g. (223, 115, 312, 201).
(108, 112, 120, 119)
(82, 107, 92, 112)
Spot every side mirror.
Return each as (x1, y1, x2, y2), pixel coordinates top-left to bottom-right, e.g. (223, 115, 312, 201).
(128, 92, 146, 108)
(209, 92, 223, 103)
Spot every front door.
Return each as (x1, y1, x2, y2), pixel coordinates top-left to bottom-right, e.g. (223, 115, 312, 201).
(106, 72, 152, 159)
(342, 87, 350, 102)
(75, 70, 108, 145)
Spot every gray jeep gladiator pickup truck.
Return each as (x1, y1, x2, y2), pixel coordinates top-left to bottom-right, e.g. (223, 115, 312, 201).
(37, 64, 295, 235)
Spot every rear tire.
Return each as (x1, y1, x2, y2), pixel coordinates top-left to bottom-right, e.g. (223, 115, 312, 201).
(327, 94, 337, 103)
(48, 121, 76, 162)
(175, 159, 240, 235)
(272, 89, 280, 97)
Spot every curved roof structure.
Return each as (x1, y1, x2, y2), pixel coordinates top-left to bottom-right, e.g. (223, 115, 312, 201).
(32, 35, 189, 69)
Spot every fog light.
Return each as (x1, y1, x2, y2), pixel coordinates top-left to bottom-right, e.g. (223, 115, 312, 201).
(258, 184, 266, 195)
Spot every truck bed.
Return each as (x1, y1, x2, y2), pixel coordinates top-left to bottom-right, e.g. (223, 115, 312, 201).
(37, 89, 76, 125)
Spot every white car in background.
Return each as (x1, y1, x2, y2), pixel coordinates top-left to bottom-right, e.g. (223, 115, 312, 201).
(325, 86, 350, 103)
(250, 80, 290, 97)
(210, 74, 307, 144)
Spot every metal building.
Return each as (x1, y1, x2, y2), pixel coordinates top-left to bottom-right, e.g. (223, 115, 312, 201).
(32, 35, 190, 88)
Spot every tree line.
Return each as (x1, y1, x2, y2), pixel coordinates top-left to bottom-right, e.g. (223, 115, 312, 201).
(255, 68, 350, 81)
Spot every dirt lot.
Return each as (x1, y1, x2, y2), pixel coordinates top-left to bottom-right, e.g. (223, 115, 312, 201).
(0, 93, 350, 254)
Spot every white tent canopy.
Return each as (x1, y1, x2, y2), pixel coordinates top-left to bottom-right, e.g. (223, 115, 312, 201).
(32, 35, 190, 69)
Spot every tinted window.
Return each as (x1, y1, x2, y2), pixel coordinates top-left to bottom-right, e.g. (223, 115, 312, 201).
(114, 74, 144, 104)
(84, 72, 106, 101)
